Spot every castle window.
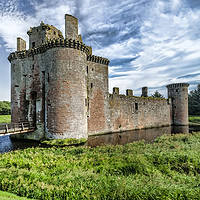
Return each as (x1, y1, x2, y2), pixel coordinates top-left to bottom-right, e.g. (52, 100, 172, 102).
(32, 65, 34, 70)
(37, 29, 38, 32)
(32, 42, 35, 48)
(87, 99, 90, 117)
(92, 68, 94, 71)
(91, 83, 93, 88)
(47, 73, 50, 82)
(54, 31, 56, 35)
(86, 66, 88, 74)
(176, 89, 178, 92)
(135, 103, 138, 110)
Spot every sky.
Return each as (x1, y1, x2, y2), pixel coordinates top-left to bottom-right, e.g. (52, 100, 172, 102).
(0, 0, 200, 101)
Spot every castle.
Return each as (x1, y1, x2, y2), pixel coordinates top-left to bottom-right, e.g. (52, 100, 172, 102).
(8, 14, 189, 140)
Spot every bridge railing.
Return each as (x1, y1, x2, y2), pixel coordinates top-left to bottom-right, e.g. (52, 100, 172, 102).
(0, 122, 34, 134)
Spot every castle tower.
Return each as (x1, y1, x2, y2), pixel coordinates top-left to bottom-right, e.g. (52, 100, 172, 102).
(27, 21, 63, 48)
(166, 83, 189, 126)
(65, 14, 78, 40)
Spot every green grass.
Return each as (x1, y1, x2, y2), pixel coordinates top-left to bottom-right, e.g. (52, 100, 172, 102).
(0, 115, 11, 124)
(41, 138, 87, 146)
(189, 115, 200, 124)
(0, 190, 33, 200)
(1, 133, 200, 199)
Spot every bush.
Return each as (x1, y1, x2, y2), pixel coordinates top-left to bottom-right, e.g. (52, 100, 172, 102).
(0, 101, 11, 115)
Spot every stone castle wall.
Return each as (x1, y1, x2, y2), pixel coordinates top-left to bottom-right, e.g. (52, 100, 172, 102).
(8, 14, 189, 141)
(86, 59, 110, 135)
(108, 93, 171, 133)
(44, 47, 87, 139)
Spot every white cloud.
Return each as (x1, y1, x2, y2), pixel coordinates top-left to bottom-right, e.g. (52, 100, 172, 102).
(0, 0, 200, 101)
(94, 38, 139, 59)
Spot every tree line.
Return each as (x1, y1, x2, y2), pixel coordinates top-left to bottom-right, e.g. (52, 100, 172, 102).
(0, 101, 11, 115)
(188, 84, 200, 115)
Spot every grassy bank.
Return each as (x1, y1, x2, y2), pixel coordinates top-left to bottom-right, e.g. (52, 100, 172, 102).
(0, 115, 11, 124)
(0, 190, 32, 200)
(189, 115, 200, 124)
(0, 133, 200, 199)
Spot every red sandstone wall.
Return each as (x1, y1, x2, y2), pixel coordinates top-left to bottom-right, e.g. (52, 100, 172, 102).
(44, 48, 87, 139)
(109, 94, 171, 132)
(11, 59, 29, 123)
(86, 61, 110, 135)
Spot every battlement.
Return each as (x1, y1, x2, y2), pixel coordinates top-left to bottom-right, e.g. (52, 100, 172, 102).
(110, 87, 166, 100)
(87, 55, 110, 66)
(8, 38, 90, 62)
(109, 93, 166, 101)
(166, 83, 189, 88)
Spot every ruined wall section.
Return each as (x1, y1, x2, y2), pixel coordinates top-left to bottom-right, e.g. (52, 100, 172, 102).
(109, 94, 171, 132)
(44, 47, 88, 139)
(10, 52, 46, 140)
(65, 14, 78, 40)
(86, 55, 110, 135)
(11, 59, 27, 123)
(27, 23, 63, 48)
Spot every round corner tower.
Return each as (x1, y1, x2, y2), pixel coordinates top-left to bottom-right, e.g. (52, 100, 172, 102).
(166, 83, 189, 126)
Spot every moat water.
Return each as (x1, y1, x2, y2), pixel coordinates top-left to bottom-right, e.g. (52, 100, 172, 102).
(0, 125, 199, 153)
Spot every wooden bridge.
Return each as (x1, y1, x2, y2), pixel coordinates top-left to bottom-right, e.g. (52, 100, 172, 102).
(0, 122, 35, 135)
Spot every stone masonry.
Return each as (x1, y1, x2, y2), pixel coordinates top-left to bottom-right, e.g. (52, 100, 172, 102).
(8, 14, 189, 140)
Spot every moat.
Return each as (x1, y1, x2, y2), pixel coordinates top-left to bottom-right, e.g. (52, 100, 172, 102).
(0, 125, 199, 154)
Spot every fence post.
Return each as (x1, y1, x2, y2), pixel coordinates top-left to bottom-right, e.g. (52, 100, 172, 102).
(21, 123, 24, 131)
(5, 124, 8, 133)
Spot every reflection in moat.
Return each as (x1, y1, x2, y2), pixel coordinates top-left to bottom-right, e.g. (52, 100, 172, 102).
(87, 126, 194, 147)
(0, 125, 198, 153)
(0, 135, 40, 154)
(87, 126, 190, 147)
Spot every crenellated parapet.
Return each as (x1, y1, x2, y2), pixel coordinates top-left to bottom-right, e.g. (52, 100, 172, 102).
(87, 55, 110, 66)
(8, 38, 90, 62)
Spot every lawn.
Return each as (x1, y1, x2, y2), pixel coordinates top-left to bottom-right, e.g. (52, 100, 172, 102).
(0, 190, 33, 200)
(0, 132, 200, 199)
(0, 115, 11, 124)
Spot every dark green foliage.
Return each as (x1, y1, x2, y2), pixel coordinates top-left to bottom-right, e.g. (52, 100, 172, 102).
(188, 84, 200, 115)
(0, 101, 11, 115)
(151, 91, 165, 98)
(1, 133, 200, 199)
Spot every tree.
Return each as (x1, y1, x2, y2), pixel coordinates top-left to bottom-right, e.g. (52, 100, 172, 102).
(151, 91, 164, 98)
(0, 101, 11, 115)
(188, 84, 200, 115)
